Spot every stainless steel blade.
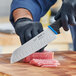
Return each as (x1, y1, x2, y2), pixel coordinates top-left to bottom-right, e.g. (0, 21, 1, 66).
(11, 27, 56, 63)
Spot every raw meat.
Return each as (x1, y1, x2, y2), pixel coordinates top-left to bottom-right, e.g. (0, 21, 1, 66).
(30, 59, 60, 66)
(23, 51, 60, 68)
(23, 51, 54, 63)
(41, 65, 57, 68)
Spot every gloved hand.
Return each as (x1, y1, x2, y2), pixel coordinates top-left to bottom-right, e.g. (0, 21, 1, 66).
(13, 18, 45, 52)
(55, 0, 76, 31)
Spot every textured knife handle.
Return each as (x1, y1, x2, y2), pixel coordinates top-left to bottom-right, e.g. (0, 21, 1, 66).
(49, 19, 62, 34)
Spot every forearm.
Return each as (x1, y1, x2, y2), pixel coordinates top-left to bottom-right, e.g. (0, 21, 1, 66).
(13, 8, 33, 22)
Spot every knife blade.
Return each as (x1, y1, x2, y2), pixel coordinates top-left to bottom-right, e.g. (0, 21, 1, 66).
(11, 19, 61, 63)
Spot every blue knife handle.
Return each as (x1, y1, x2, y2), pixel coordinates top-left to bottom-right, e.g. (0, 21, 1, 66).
(48, 19, 61, 34)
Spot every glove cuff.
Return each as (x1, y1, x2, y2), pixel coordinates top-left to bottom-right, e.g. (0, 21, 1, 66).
(13, 17, 32, 28)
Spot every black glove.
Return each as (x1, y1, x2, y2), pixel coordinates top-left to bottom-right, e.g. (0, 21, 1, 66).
(13, 18, 45, 52)
(55, 0, 76, 31)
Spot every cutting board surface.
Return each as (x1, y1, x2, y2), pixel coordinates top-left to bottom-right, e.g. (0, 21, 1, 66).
(0, 51, 76, 76)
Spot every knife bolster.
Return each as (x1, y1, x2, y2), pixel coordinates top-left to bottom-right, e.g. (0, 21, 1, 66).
(48, 26, 58, 35)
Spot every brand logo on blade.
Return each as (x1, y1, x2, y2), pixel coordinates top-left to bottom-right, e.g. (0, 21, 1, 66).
(33, 32, 45, 41)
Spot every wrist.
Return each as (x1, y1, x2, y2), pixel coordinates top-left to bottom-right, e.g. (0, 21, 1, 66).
(14, 17, 32, 28)
(13, 8, 33, 22)
(14, 17, 33, 35)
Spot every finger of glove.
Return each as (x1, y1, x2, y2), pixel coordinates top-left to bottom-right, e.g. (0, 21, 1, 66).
(68, 14, 76, 26)
(61, 13, 69, 31)
(37, 45, 47, 52)
(20, 35, 26, 45)
(38, 23, 43, 33)
(74, 4, 76, 15)
(24, 30, 32, 42)
(37, 47, 45, 52)
(55, 10, 61, 20)
(31, 29, 39, 38)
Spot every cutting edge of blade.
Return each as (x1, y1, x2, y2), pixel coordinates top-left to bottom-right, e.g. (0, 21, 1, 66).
(10, 51, 21, 64)
(10, 53, 16, 64)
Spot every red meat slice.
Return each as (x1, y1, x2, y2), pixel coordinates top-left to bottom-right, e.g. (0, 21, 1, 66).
(41, 65, 57, 68)
(23, 51, 54, 63)
(30, 59, 60, 67)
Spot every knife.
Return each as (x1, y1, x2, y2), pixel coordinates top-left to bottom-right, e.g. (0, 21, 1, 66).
(11, 19, 61, 63)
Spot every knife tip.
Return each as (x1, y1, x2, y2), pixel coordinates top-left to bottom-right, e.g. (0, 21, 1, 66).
(10, 58, 14, 64)
(10, 54, 15, 64)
